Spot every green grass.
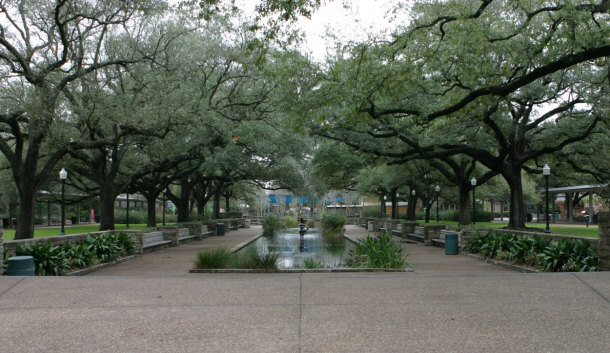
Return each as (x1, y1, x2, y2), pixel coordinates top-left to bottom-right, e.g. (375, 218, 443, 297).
(2, 223, 157, 241)
(424, 220, 598, 238)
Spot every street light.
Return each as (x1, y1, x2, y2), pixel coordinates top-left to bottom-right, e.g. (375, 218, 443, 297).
(59, 168, 67, 235)
(543, 164, 551, 233)
(471, 177, 477, 225)
(435, 185, 441, 223)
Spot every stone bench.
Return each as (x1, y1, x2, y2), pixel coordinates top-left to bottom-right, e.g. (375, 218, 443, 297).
(178, 228, 197, 244)
(391, 229, 403, 237)
(142, 231, 172, 252)
(407, 226, 425, 242)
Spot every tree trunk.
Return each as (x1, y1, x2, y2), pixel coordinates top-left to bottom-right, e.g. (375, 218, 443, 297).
(507, 172, 526, 228)
(458, 184, 472, 225)
(99, 192, 116, 230)
(146, 196, 157, 227)
(407, 195, 417, 221)
(14, 189, 36, 240)
(379, 194, 385, 216)
(391, 191, 398, 219)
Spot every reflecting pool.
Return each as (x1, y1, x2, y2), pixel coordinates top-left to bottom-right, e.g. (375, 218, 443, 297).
(238, 228, 354, 269)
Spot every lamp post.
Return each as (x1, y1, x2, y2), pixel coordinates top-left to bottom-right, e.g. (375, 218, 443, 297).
(435, 185, 440, 223)
(59, 168, 67, 235)
(125, 188, 130, 229)
(543, 164, 551, 233)
(471, 177, 477, 225)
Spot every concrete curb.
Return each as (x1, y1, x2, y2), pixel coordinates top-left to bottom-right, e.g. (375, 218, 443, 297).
(189, 268, 412, 273)
(229, 234, 263, 253)
(66, 255, 140, 276)
(464, 252, 540, 273)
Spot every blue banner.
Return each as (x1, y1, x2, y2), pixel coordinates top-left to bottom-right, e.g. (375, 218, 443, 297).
(299, 196, 307, 204)
(285, 195, 293, 204)
(269, 194, 277, 204)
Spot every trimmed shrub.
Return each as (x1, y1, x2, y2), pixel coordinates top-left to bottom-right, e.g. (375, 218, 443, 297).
(320, 214, 346, 235)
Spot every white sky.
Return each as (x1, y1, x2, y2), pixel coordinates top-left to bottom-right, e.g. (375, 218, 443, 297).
(236, 0, 405, 62)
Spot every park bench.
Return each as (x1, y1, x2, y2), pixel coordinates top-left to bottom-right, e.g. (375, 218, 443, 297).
(201, 225, 213, 238)
(407, 226, 425, 243)
(178, 228, 197, 244)
(432, 230, 460, 249)
(142, 231, 172, 252)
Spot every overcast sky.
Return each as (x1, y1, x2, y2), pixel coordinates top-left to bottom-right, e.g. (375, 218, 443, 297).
(235, 0, 406, 62)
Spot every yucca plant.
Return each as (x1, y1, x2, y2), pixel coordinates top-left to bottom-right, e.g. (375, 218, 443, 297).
(347, 232, 406, 269)
(303, 257, 322, 269)
(194, 248, 234, 269)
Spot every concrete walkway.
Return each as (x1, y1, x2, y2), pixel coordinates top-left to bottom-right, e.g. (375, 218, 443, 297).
(89, 226, 263, 276)
(1, 225, 609, 352)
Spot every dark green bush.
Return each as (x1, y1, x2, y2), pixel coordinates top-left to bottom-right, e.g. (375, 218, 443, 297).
(320, 214, 346, 235)
(85, 234, 121, 262)
(16, 242, 69, 276)
(62, 243, 96, 269)
(113, 210, 148, 224)
(116, 232, 135, 256)
(347, 232, 406, 269)
(467, 232, 597, 272)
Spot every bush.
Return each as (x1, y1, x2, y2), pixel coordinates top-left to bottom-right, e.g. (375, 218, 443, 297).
(16, 242, 69, 276)
(303, 257, 322, 269)
(194, 248, 234, 269)
(113, 210, 148, 224)
(282, 216, 299, 228)
(262, 214, 283, 236)
(320, 214, 346, 235)
(466, 232, 597, 272)
(85, 234, 121, 262)
(116, 232, 135, 256)
(347, 232, 407, 269)
(360, 209, 387, 219)
(63, 243, 96, 269)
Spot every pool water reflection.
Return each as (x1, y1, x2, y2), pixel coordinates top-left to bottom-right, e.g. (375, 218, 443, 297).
(238, 228, 354, 269)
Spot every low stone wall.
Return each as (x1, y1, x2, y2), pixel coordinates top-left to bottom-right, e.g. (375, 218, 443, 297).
(400, 221, 419, 237)
(0, 224, 4, 274)
(3, 230, 144, 258)
(599, 212, 610, 271)
(423, 224, 448, 246)
(157, 226, 179, 247)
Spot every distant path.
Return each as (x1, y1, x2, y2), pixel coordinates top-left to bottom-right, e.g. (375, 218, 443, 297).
(88, 226, 262, 276)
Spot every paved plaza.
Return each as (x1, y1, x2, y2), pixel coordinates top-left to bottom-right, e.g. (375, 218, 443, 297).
(1, 225, 608, 352)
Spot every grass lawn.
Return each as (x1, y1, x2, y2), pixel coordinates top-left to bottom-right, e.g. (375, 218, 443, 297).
(426, 220, 598, 238)
(2, 223, 156, 241)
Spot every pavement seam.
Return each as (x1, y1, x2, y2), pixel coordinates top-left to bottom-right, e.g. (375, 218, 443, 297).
(572, 273, 610, 304)
(298, 273, 303, 353)
(0, 277, 25, 299)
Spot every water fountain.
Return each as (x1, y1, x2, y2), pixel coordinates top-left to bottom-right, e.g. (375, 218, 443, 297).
(298, 217, 308, 252)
